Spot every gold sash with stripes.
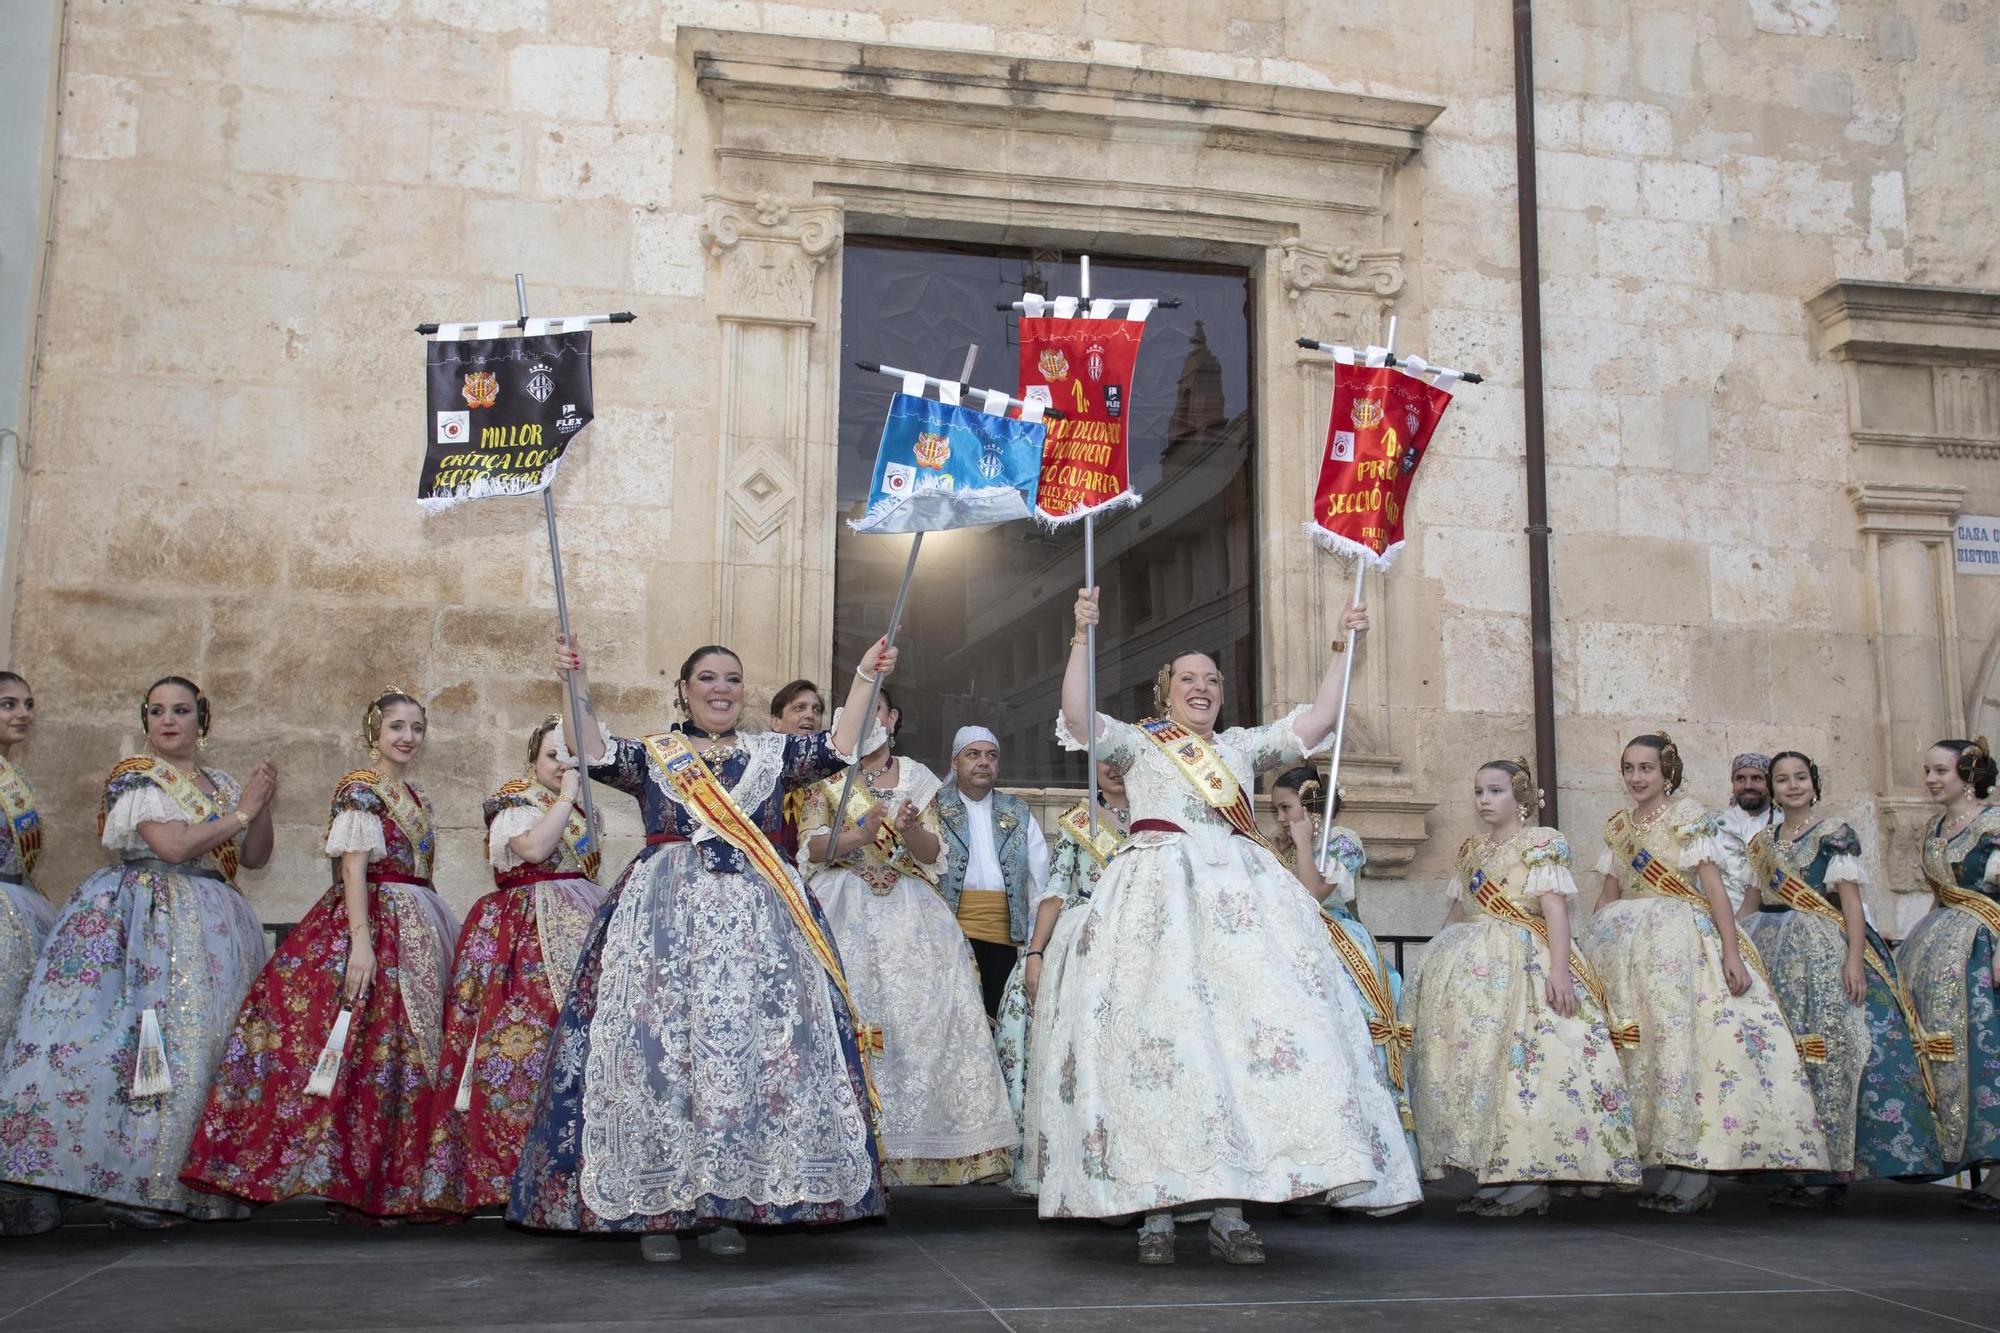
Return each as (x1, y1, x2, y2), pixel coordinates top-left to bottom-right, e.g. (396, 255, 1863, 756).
(1056, 800, 1124, 870)
(1628, 846, 1826, 1063)
(1322, 917, 1413, 1096)
(1135, 717, 1279, 856)
(0, 755, 41, 877)
(1467, 867, 1639, 1049)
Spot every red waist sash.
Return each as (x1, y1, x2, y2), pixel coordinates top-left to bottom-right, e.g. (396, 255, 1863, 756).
(645, 831, 689, 846)
(368, 871, 434, 889)
(1130, 818, 1254, 840)
(492, 866, 590, 890)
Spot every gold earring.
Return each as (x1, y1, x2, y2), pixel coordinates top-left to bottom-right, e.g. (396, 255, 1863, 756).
(368, 744, 382, 764)
(198, 735, 209, 752)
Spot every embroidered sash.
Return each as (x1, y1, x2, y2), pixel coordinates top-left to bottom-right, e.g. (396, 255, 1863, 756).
(1135, 717, 1279, 856)
(643, 733, 881, 1111)
(0, 756, 41, 877)
(1924, 842, 2000, 939)
(106, 757, 240, 885)
(1057, 800, 1125, 871)
(1750, 839, 1954, 1102)
(1321, 918, 1413, 1094)
(1467, 868, 1639, 1049)
(490, 778, 601, 881)
(816, 773, 938, 893)
(1627, 846, 1826, 1063)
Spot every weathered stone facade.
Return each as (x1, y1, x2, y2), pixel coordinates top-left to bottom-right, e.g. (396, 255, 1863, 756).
(5, 0, 1996, 932)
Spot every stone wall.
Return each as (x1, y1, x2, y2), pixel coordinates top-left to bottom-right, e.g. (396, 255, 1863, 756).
(10, 0, 1998, 931)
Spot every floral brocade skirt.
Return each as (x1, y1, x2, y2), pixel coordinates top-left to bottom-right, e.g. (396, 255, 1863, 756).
(421, 875, 605, 1213)
(507, 844, 884, 1234)
(1748, 909, 1942, 1180)
(1030, 835, 1420, 1218)
(1403, 915, 1640, 1187)
(1582, 897, 1826, 1172)
(1897, 905, 2000, 1172)
(0, 863, 265, 1218)
(180, 879, 458, 1218)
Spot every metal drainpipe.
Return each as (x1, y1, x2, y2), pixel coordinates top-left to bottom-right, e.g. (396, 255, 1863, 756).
(1511, 0, 1561, 822)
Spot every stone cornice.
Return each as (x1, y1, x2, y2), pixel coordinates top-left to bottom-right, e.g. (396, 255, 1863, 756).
(1846, 480, 1967, 537)
(1808, 279, 2000, 366)
(681, 27, 1442, 166)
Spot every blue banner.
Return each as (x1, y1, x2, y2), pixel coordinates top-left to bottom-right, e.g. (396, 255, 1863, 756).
(851, 393, 1046, 534)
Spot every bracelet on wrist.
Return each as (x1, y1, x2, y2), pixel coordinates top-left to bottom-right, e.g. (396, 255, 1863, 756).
(855, 666, 879, 684)
(1024, 949, 1044, 959)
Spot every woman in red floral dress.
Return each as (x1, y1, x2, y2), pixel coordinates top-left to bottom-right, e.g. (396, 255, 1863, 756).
(421, 716, 605, 1214)
(181, 690, 459, 1222)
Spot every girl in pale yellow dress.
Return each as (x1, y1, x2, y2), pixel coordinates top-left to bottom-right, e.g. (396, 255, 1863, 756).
(1582, 733, 1827, 1214)
(1403, 759, 1640, 1218)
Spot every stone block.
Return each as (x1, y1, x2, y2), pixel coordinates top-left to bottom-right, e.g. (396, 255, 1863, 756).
(288, 181, 464, 273)
(630, 208, 706, 297)
(1633, 9, 1695, 97)
(67, 2, 239, 80)
(1554, 534, 1710, 626)
(1748, 0, 1837, 37)
(1544, 388, 1620, 468)
(1596, 216, 1714, 283)
(237, 16, 506, 103)
(1422, 527, 1530, 616)
(757, 4, 890, 43)
(412, 0, 549, 31)
(1441, 612, 1533, 714)
(37, 371, 215, 477)
(1709, 546, 1836, 629)
(1639, 160, 1722, 222)
(1579, 98, 1674, 157)
(1687, 626, 1775, 722)
(1721, 155, 1855, 235)
(534, 125, 674, 206)
(233, 88, 351, 180)
(60, 73, 140, 161)
(614, 51, 677, 124)
(1407, 457, 1529, 532)
(510, 43, 612, 121)
(462, 199, 632, 291)
(889, 18, 998, 50)
(1547, 464, 1622, 537)
(431, 111, 526, 193)
(1573, 622, 1691, 717)
(1536, 151, 1637, 214)
(58, 161, 296, 265)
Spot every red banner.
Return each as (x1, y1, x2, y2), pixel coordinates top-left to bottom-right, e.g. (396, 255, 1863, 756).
(1308, 362, 1453, 567)
(1017, 316, 1145, 523)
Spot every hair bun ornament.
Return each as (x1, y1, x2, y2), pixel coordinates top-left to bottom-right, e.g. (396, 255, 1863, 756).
(1972, 735, 1993, 761)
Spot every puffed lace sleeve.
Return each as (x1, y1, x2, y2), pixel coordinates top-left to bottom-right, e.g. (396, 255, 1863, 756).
(823, 707, 892, 767)
(1321, 826, 1366, 905)
(1521, 828, 1578, 898)
(1054, 712, 1140, 770)
(1819, 822, 1865, 888)
(1673, 800, 1728, 871)
(326, 811, 387, 859)
(1594, 846, 1614, 877)
(1039, 840, 1080, 907)
(100, 784, 185, 855)
(487, 804, 544, 871)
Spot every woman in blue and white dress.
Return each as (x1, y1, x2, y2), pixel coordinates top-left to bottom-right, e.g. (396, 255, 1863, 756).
(0, 676, 273, 1229)
(0, 672, 59, 1236)
(1036, 588, 1418, 1266)
(510, 636, 895, 1263)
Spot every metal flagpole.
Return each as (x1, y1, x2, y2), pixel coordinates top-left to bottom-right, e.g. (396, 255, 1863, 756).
(1316, 314, 1393, 874)
(819, 343, 981, 862)
(1078, 256, 1103, 835)
(516, 273, 600, 850)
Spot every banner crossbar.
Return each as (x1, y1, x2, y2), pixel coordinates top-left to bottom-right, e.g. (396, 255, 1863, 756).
(1296, 336, 1484, 385)
(417, 312, 638, 337)
(853, 361, 1067, 419)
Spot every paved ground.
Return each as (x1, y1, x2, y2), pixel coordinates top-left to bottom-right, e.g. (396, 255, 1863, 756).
(2, 1182, 1996, 1332)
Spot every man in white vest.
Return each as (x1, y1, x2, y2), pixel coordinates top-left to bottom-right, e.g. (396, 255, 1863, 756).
(935, 726, 1049, 1017)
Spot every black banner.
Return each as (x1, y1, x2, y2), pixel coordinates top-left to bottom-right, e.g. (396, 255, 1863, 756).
(419, 331, 593, 508)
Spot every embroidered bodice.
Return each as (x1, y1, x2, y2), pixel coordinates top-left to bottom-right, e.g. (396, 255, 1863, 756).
(1598, 798, 1726, 899)
(485, 780, 600, 879)
(589, 727, 846, 873)
(1057, 705, 1319, 859)
(799, 754, 944, 891)
(1749, 820, 1864, 908)
(1451, 825, 1576, 919)
(1922, 807, 2000, 900)
(327, 773, 435, 880)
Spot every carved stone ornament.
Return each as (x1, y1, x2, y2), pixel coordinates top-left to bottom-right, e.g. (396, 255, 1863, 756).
(1279, 239, 1406, 301)
(699, 192, 844, 322)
